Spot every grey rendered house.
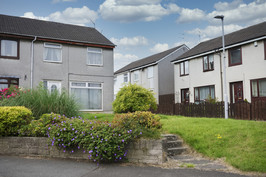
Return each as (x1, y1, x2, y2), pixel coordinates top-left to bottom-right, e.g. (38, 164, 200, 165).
(0, 14, 115, 112)
(114, 45, 189, 105)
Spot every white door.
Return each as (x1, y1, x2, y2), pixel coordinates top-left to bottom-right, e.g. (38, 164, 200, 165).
(47, 81, 61, 93)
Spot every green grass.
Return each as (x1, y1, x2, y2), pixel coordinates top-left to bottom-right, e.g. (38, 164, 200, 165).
(81, 113, 114, 122)
(161, 115, 266, 172)
(80, 113, 266, 172)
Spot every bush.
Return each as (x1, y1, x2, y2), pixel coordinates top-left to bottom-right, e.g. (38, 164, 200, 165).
(113, 111, 162, 139)
(0, 106, 33, 136)
(19, 113, 68, 137)
(0, 85, 21, 100)
(0, 84, 80, 119)
(112, 84, 157, 113)
(47, 116, 141, 163)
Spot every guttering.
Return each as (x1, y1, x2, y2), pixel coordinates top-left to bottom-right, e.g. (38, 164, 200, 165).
(171, 36, 266, 64)
(30, 36, 37, 89)
(0, 32, 115, 49)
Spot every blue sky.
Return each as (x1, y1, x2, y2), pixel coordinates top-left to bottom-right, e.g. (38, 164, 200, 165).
(1, 0, 266, 71)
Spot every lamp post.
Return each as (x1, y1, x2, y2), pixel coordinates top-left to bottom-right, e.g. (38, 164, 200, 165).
(214, 15, 228, 119)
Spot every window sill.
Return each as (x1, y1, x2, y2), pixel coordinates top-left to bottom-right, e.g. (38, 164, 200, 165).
(180, 74, 189, 77)
(0, 56, 19, 60)
(203, 69, 214, 72)
(87, 64, 103, 67)
(43, 60, 62, 64)
(229, 63, 242, 67)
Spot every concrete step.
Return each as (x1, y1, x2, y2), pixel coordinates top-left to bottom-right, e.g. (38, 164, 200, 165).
(167, 147, 187, 156)
(167, 140, 183, 148)
(161, 134, 178, 141)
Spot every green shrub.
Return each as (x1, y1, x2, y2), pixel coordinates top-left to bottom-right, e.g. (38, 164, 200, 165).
(112, 84, 157, 113)
(0, 83, 80, 119)
(20, 113, 68, 137)
(113, 111, 162, 139)
(47, 116, 141, 163)
(0, 106, 33, 136)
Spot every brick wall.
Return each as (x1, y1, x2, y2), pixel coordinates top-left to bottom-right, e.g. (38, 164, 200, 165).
(0, 137, 166, 164)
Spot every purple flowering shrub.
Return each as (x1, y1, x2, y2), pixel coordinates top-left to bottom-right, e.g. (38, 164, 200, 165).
(19, 113, 68, 137)
(47, 115, 142, 163)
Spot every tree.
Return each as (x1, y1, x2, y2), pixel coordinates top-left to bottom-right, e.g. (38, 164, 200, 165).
(113, 84, 157, 113)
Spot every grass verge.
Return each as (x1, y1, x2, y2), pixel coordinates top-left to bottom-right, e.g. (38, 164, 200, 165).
(160, 115, 266, 172)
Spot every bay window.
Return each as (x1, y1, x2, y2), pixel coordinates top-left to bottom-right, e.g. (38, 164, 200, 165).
(70, 82, 103, 110)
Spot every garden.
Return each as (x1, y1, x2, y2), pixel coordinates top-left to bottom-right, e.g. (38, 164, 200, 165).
(0, 84, 265, 173)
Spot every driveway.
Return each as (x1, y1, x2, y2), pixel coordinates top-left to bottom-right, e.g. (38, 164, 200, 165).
(0, 156, 249, 177)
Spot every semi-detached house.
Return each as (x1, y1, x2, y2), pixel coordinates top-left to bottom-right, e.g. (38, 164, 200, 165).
(114, 45, 189, 105)
(0, 14, 115, 112)
(172, 21, 266, 104)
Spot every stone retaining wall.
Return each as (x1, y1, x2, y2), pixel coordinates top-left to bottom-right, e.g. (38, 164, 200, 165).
(0, 137, 166, 164)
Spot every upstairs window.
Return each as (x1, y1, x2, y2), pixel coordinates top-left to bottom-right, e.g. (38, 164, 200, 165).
(180, 61, 189, 76)
(124, 73, 128, 83)
(0, 39, 19, 59)
(203, 54, 214, 71)
(87, 47, 103, 66)
(147, 67, 153, 78)
(43, 43, 62, 62)
(133, 71, 139, 82)
(229, 47, 242, 66)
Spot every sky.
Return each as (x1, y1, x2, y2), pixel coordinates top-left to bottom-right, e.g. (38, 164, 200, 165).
(1, 0, 266, 71)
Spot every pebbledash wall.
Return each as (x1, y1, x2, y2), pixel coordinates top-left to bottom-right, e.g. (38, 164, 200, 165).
(0, 137, 166, 164)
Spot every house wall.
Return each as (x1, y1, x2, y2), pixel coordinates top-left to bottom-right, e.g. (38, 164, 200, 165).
(174, 40, 266, 103)
(158, 46, 189, 96)
(114, 72, 129, 98)
(0, 39, 114, 112)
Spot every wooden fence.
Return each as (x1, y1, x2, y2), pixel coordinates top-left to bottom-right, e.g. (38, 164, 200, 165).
(152, 100, 266, 121)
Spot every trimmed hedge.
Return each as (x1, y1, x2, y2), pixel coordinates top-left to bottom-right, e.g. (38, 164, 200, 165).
(0, 106, 33, 136)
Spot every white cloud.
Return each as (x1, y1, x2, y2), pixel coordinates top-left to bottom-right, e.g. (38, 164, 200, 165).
(52, 0, 76, 3)
(214, 0, 243, 11)
(150, 43, 169, 53)
(114, 53, 139, 71)
(22, 6, 98, 26)
(188, 24, 243, 41)
(209, 0, 266, 25)
(111, 36, 148, 47)
(99, 0, 179, 22)
(177, 8, 206, 23)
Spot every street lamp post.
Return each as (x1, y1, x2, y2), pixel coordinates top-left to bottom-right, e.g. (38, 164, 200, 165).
(214, 15, 228, 119)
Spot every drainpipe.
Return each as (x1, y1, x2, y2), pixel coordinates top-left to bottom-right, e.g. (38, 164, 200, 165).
(30, 36, 37, 89)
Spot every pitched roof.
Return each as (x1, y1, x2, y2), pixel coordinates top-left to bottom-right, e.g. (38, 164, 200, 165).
(172, 21, 266, 63)
(115, 45, 187, 74)
(0, 14, 115, 47)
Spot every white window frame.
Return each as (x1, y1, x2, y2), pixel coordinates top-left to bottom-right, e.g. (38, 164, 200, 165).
(180, 61, 189, 76)
(70, 81, 103, 111)
(43, 43, 62, 63)
(133, 71, 139, 82)
(147, 66, 153, 79)
(124, 73, 128, 83)
(87, 47, 103, 66)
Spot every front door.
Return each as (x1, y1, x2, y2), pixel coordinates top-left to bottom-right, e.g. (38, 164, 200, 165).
(181, 88, 189, 104)
(230, 81, 243, 103)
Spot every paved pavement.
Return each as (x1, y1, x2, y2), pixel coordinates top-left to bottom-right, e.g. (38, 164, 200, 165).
(0, 155, 250, 177)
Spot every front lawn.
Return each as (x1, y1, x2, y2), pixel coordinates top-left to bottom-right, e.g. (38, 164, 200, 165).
(82, 113, 266, 172)
(160, 115, 266, 172)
